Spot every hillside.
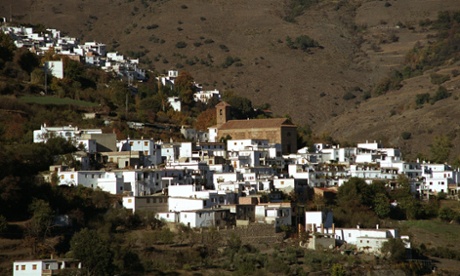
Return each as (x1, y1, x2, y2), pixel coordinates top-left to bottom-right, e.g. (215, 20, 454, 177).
(1, 0, 460, 159)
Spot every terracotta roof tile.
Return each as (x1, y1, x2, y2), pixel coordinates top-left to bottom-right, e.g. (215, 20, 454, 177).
(219, 118, 295, 130)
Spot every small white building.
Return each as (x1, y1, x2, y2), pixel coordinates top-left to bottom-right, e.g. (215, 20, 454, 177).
(168, 96, 181, 112)
(57, 170, 124, 195)
(45, 60, 64, 79)
(33, 124, 102, 144)
(13, 259, 82, 276)
(193, 89, 221, 104)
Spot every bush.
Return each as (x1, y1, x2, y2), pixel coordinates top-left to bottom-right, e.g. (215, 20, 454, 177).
(342, 92, 356, 100)
(430, 73, 450, 85)
(430, 86, 450, 103)
(146, 24, 158, 30)
(415, 93, 430, 106)
(175, 41, 187, 49)
(438, 207, 458, 221)
(219, 44, 229, 52)
(286, 35, 320, 51)
(401, 132, 412, 140)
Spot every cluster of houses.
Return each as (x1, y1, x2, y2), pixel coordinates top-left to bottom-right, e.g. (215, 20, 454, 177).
(30, 100, 460, 260)
(3, 22, 452, 273)
(1, 24, 146, 81)
(1, 24, 224, 113)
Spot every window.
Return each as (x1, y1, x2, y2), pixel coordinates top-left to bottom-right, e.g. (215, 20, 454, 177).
(146, 198, 150, 204)
(144, 141, 148, 146)
(71, 174, 74, 179)
(32, 264, 37, 270)
(60, 175, 64, 179)
(15, 265, 18, 270)
(348, 233, 351, 238)
(128, 199, 132, 203)
(21, 265, 26, 270)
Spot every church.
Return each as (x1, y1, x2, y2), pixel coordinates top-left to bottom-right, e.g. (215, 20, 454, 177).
(209, 101, 298, 154)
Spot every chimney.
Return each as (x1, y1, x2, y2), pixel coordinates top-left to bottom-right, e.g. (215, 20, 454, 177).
(376, 224, 379, 229)
(357, 225, 360, 229)
(332, 223, 335, 235)
(321, 223, 324, 234)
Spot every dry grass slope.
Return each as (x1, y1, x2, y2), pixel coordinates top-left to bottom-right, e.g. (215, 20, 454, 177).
(1, 0, 459, 158)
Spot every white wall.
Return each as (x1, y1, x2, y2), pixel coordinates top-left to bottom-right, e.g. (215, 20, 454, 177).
(168, 197, 205, 212)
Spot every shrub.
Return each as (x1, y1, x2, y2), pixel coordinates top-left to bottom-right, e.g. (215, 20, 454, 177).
(181, 4, 188, 9)
(204, 38, 214, 44)
(342, 92, 356, 100)
(219, 44, 229, 52)
(175, 41, 187, 49)
(193, 42, 202, 47)
(430, 86, 450, 103)
(430, 73, 450, 85)
(286, 35, 320, 51)
(401, 132, 411, 140)
(415, 93, 430, 106)
(438, 207, 458, 221)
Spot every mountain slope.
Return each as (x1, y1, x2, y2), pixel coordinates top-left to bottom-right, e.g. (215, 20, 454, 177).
(1, 0, 459, 159)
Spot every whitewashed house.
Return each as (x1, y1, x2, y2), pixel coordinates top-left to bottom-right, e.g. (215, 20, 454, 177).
(193, 89, 221, 104)
(33, 124, 102, 144)
(255, 204, 291, 228)
(57, 170, 124, 194)
(117, 138, 162, 167)
(419, 163, 460, 195)
(13, 259, 81, 276)
(168, 96, 181, 112)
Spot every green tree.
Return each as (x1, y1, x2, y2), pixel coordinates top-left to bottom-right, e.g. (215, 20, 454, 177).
(0, 32, 15, 63)
(374, 193, 391, 218)
(337, 177, 373, 208)
(13, 47, 39, 74)
(381, 238, 407, 263)
(70, 228, 114, 276)
(26, 199, 54, 255)
(430, 135, 452, 163)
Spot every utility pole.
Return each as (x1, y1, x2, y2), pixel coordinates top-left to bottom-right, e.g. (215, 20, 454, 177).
(44, 62, 47, 94)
